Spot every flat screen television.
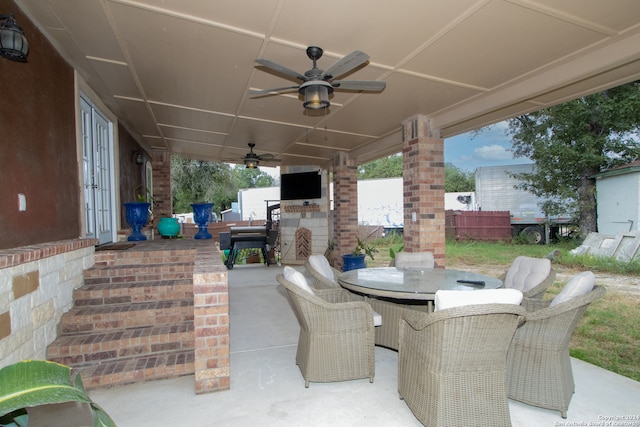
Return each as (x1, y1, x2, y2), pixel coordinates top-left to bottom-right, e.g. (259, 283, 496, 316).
(280, 171, 322, 201)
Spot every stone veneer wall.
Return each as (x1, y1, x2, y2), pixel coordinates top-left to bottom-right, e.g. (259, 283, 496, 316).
(279, 168, 330, 265)
(0, 238, 97, 369)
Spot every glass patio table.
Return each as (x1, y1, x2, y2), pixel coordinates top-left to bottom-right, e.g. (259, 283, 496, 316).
(338, 267, 503, 301)
(338, 267, 503, 350)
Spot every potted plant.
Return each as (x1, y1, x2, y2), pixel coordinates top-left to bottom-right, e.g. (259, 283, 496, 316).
(157, 215, 180, 238)
(324, 239, 336, 268)
(191, 202, 214, 239)
(0, 360, 116, 427)
(388, 243, 404, 267)
(342, 237, 378, 271)
(124, 186, 152, 241)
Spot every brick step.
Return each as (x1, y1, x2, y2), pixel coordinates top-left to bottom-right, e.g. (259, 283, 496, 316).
(94, 247, 196, 267)
(83, 262, 194, 283)
(73, 279, 193, 305)
(73, 348, 195, 390)
(48, 323, 194, 367)
(60, 299, 194, 333)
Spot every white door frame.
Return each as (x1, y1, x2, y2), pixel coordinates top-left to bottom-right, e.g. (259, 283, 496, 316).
(79, 93, 117, 244)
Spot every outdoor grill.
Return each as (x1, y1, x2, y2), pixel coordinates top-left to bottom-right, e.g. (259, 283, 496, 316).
(220, 202, 279, 269)
(221, 226, 269, 269)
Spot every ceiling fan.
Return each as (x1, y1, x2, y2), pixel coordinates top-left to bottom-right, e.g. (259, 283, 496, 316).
(242, 143, 280, 169)
(250, 46, 386, 110)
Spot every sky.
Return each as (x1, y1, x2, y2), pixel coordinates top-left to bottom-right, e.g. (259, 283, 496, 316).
(444, 121, 531, 171)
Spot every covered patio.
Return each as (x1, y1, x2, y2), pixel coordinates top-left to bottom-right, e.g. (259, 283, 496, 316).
(86, 264, 640, 426)
(2, 2, 640, 424)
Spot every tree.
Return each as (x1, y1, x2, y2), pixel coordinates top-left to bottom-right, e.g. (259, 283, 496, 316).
(507, 81, 640, 237)
(359, 154, 403, 179)
(171, 158, 277, 215)
(445, 163, 475, 192)
(171, 157, 236, 215)
(231, 165, 276, 189)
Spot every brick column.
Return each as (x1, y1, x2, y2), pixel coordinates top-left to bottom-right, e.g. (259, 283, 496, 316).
(402, 115, 446, 266)
(332, 152, 358, 270)
(193, 244, 230, 394)
(151, 149, 172, 216)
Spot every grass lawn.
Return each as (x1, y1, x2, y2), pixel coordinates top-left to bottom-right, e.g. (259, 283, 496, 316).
(366, 237, 640, 382)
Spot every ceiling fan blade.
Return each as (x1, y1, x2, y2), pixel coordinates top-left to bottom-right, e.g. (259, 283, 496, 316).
(255, 58, 306, 82)
(249, 86, 300, 97)
(262, 158, 281, 164)
(323, 50, 369, 80)
(332, 80, 386, 91)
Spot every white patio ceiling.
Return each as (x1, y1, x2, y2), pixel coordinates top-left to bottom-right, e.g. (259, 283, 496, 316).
(16, 0, 640, 167)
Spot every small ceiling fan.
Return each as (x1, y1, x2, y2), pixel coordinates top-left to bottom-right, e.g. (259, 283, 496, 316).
(242, 143, 280, 169)
(250, 46, 386, 110)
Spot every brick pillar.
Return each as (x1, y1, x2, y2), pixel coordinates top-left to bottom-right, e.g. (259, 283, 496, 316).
(402, 115, 446, 266)
(332, 152, 358, 270)
(193, 244, 230, 394)
(151, 149, 172, 216)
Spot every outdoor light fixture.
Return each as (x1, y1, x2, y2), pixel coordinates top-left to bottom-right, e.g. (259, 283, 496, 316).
(0, 12, 29, 62)
(244, 156, 258, 169)
(243, 142, 262, 169)
(300, 80, 332, 110)
(134, 151, 144, 165)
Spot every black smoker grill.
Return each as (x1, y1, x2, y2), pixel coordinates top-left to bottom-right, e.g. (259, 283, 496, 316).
(221, 203, 279, 270)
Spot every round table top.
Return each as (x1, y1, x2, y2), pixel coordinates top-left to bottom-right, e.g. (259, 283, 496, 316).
(338, 267, 503, 300)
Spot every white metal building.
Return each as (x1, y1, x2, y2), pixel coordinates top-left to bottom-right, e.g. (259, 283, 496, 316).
(594, 161, 640, 234)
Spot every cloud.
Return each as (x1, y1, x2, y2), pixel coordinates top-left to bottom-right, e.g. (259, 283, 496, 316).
(474, 144, 512, 160)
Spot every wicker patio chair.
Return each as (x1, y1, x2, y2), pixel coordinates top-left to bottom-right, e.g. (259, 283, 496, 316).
(395, 251, 435, 270)
(365, 297, 429, 350)
(498, 255, 556, 299)
(507, 273, 606, 418)
(304, 254, 341, 289)
(398, 302, 526, 427)
(277, 269, 376, 387)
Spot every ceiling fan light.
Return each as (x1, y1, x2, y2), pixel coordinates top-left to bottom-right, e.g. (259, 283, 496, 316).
(244, 158, 258, 169)
(303, 84, 330, 110)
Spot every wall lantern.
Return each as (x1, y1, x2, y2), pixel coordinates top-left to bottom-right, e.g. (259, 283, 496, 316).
(134, 151, 144, 165)
(0, 12, 29, 62)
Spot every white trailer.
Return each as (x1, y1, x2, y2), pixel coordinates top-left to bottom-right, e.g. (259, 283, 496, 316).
(475, 164, 574, 243)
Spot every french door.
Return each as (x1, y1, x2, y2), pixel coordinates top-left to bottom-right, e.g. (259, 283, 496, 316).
(81, 96, 115, 244)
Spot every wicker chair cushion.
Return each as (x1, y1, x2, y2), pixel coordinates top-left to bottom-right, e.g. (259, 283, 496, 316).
(308, 255, 334, 280)
(372, 311, 382, 326)
(284, 266, 315, 295)
(395, 251, 435, 270)
(504, 256, 551, 292)
(434, 289, 523, 311)
(550, 271, 595, 307)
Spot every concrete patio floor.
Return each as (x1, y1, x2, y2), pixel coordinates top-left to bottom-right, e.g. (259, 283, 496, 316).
(89, 263, 640, 426)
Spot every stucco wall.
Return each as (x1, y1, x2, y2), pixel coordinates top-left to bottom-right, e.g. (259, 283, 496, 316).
(0, 0, 79, 249)
(0, 0, 150, 249)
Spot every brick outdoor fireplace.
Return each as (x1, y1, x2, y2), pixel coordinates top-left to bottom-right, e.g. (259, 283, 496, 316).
(279, 168, 330, 265)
